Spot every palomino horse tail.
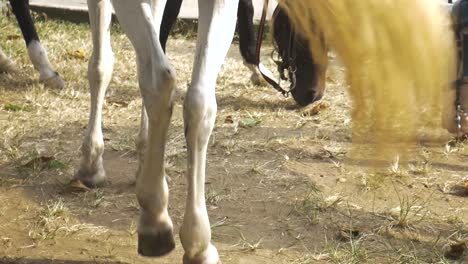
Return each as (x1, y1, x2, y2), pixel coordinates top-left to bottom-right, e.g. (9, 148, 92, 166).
(280, 0, 456, 162)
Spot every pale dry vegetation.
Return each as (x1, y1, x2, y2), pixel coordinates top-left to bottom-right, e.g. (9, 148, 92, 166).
(0, 10, 467, 264)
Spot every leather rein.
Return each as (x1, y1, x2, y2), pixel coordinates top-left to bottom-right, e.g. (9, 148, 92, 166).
(255, 0, 295, 97)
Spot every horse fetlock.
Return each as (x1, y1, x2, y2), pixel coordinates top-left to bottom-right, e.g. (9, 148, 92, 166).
(137, 188, 168, 211)
(75, 139, 106, 187)
(179, 208, 212, 256)
(79, 149, 104, 172)
(182, 244, 220, 264)
(74, 159, 106, 188)
(250, 72, 266, 86)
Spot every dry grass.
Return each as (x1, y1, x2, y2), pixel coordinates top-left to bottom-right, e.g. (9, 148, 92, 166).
(0, 9, 467, 264)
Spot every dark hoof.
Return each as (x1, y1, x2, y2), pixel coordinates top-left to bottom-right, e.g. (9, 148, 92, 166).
(138, 230, 175, 257)
(84, 179, 110, 189)
(74, 167, 107, 189)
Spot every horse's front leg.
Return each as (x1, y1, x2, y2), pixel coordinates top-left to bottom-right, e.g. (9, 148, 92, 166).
(180, 0, 238, 263)
(111, 0, 176, 257)
(75, 0, 114, 187)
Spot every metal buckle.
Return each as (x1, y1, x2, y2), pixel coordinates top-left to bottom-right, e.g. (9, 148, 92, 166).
(456, 104, 462, 134)
(455, 105, 467, 140)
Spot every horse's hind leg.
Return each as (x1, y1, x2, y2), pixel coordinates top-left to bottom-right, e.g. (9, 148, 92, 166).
(9, 0, 64, 89)
(159, 0, 183, 52)
(111, 0, 176, 257)
(180, 0, 238, 263)
(75, 0, 114, 187)
(237, 0, 273, 85)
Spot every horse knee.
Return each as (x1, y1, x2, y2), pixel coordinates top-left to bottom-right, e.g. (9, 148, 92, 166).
(183, 89, 217, 141)
(138, 64, 176, 117)
(88, 52, 114, 85)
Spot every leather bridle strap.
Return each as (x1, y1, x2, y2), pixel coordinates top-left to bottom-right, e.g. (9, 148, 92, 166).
(255, 0, 289, 96)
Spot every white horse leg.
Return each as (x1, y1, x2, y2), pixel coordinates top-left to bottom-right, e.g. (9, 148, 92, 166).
(75, 0, 114, 187)
(180, 0, 238, 263)
(135, 0, 166, 181)
(27, 40, 65, 89)
(0, 48, 18, 72)
(111, 0, 176, 256)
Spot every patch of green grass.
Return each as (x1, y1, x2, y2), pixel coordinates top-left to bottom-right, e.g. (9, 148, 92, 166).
(17, 152, 67, 176)
(3, 103, 32, 112)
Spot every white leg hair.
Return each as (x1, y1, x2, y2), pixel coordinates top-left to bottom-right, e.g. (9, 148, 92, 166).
(75, 0, 114, 187)
(0, 47, 18, 72)
(244, 61, 275, 86)
(111, 0, 177, 257)
(180, 0, 238, 263)
(27, 40, 65, 89)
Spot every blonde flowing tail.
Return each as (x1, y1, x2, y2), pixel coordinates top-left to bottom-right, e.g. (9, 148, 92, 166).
(280, 0, 457, 161)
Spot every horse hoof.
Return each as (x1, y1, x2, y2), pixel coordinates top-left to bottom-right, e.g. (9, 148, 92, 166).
(250, 73, 267, 86)
(183, 244, 220, 264)
(138, 229, 175, 257)
(41, 72, 65, 89)
(74, 167, 107, 188)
